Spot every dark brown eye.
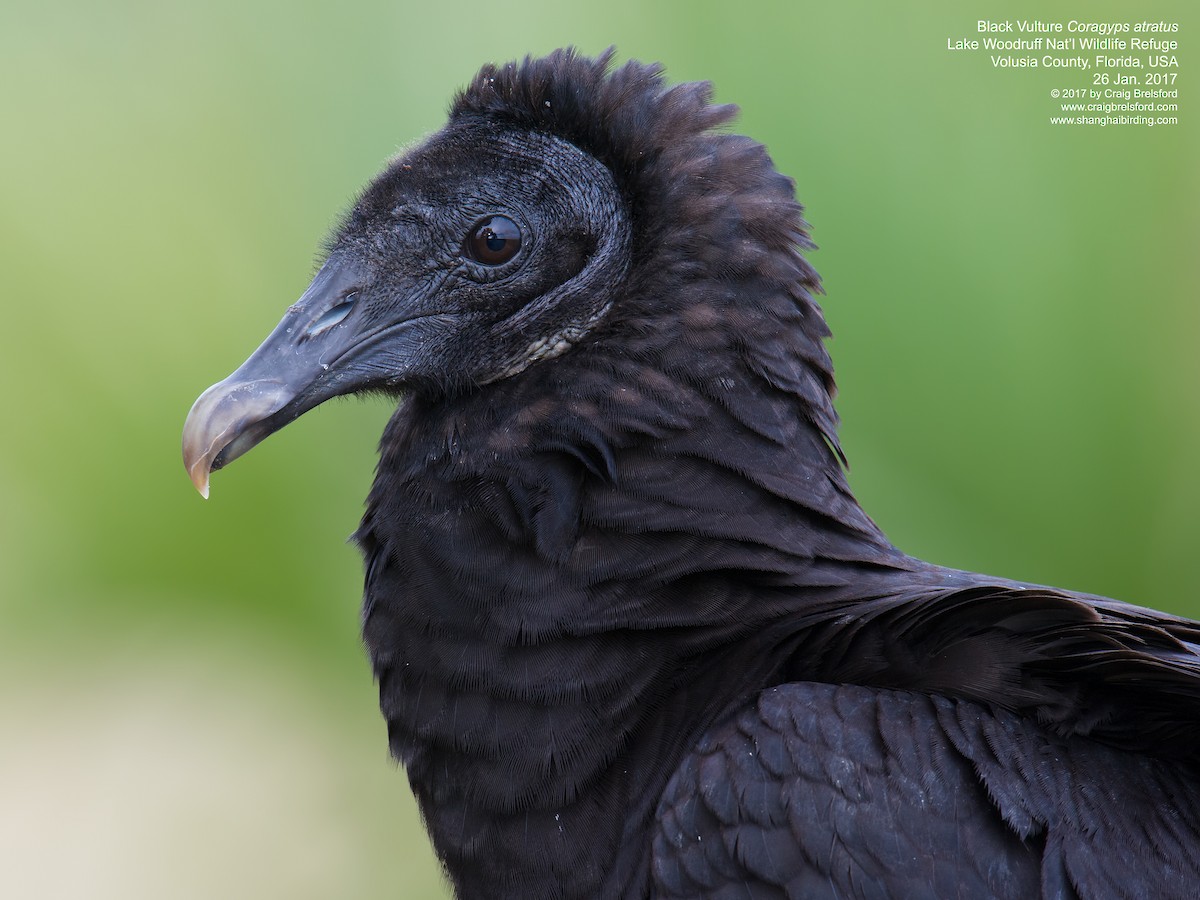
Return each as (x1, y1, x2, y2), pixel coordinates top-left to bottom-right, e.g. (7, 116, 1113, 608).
(465, 215, 522, 265)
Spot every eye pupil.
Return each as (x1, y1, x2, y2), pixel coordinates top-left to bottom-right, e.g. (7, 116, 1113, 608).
(466, 215, 522, 265)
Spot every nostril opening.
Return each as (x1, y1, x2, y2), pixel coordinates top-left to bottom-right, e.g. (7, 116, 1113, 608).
(307, 293, 358, 337)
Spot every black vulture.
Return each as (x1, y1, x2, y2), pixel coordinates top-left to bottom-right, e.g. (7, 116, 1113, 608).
(182, 50, 1200, 899)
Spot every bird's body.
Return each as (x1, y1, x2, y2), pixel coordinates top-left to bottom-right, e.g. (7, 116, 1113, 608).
(183, 50, 1200, 898)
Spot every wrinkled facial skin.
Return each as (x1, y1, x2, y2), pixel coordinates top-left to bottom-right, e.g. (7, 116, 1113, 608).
(182, 123, 630, 496)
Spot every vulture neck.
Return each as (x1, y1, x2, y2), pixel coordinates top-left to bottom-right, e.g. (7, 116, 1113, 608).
(357, 263, 911, 895)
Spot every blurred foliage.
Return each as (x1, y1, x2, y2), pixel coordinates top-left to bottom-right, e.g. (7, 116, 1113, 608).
(1, 0, 1195, 897)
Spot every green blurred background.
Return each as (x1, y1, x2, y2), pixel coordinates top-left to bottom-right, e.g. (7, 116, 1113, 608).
(2, 0, 1195, 897)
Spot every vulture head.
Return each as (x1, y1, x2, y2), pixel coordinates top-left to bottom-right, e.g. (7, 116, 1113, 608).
(182, 50, 855, 524)
(184, 101, 637, 495)
(197, 56, 776, 466)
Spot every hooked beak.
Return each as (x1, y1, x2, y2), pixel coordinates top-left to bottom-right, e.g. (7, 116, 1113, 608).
(182, 256, 370, 498)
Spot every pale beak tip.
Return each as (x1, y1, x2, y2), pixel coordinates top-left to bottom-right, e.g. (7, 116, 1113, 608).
(187, 461, 212, 499)
(182, 376, 292, 501)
